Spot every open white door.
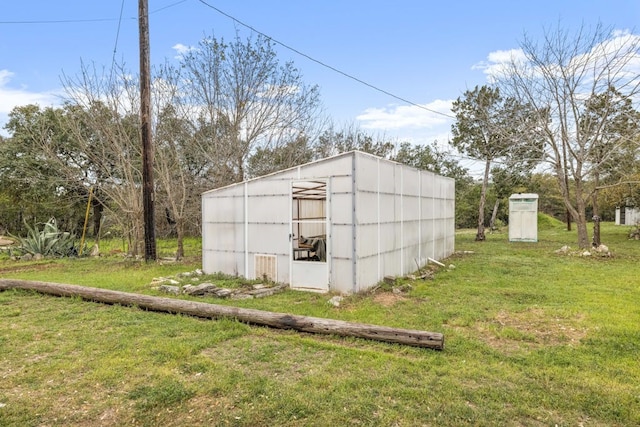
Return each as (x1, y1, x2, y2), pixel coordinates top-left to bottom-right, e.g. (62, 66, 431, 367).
(290, 180, 329, 292)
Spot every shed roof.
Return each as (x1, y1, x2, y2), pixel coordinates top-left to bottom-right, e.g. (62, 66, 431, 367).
(202, 150, 449, 196)
(509, 193, 539, 200)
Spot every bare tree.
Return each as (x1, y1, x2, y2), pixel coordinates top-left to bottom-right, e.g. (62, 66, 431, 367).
(581, 86, 640, 244)
(174, 33, 321, 183)
(153, 103, 199, 260)
(496, 24, 640, 248)
(61, 62, 147, 256)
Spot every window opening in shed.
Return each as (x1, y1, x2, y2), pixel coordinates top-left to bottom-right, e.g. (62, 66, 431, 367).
(292, 180, 327, 262)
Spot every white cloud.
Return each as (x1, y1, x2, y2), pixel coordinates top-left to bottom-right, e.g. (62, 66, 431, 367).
(0, 69, 60, 135)
(0, 69, 13, 86)
(353, 100, 456, 150)
(356, 99, 454, 131)
(0, 70, 58, 114)
(471, 48, 526, 81)
(391, 130, 453, 147)
(473, 29, 640, 86)
(582, 29, 640, 80)
(486, 49, 527, 65)
(172, 43, 196, 59)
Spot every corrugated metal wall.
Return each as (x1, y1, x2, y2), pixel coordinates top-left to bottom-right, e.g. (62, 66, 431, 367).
(352, 153, 455, 292)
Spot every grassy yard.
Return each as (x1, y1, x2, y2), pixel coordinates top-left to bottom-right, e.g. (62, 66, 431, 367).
(0, 221, 639, 426)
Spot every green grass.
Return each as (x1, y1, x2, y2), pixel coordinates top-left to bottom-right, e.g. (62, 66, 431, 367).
(1, 221, 639, 426)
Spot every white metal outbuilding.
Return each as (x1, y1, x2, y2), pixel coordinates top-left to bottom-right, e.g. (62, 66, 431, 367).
(508, 193, 539, 242)
(201, 151, 455, 294)
(615, 206, 640, 225)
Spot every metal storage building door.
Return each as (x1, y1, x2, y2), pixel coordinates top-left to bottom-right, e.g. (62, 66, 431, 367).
(509, 194, 539, 242)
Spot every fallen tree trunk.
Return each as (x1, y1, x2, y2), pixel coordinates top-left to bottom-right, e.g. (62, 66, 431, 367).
(0, 279, 444, 350)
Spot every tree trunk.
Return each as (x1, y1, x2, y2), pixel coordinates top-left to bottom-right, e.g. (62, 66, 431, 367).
(574, 180, 590, 249)
(591, 170, 601, 247)
(562, 127, 572, 232)
(489, 199, 500, 231)
(176, 218, 185, 260)
(476, 159, 491, 241)
(0, 279, 444, 350)
(592, 215, 601, 247)
(576, 217, 589, 248)
(92, 196, 103, 237)
(554, 156, 588, 248)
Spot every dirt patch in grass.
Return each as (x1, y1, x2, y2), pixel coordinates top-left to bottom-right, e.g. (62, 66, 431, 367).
(372, 292, 407, 307)
(0, 261, 59, 274)
(475, 308, 588, 353)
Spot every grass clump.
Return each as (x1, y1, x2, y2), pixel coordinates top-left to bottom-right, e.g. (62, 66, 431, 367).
(129, 378, 194, 414)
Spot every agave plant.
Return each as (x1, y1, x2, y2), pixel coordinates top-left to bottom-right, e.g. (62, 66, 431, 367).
(11, 218, 78, 257)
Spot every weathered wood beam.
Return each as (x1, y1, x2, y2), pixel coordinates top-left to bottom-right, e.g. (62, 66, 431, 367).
(0, 279, 444, 350)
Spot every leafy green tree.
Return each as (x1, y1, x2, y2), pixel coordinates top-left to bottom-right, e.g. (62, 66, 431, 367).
(529, 173, 566, 220)
(456, 182, 483, 229)
(246, 135, 315, 178)
(451, 85, 541, 241)
(0, 105, 87, 235)
(393, 141, 475, 228)
(312, 122, 394, 159)
(393, 141, 469, 179)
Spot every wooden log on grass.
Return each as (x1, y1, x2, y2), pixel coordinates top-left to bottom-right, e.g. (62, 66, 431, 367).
(0, 279, 444, 350)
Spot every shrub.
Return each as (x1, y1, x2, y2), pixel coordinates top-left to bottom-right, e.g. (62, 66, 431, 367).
(11, 218, 78, 257)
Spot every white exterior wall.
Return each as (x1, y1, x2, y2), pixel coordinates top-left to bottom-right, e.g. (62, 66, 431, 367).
(626, 207, 640, 225)
(352, 153, 455, 293)
(201, 177, 290, 283)
(617, 207, 640, 225)
(202, 151, 455, 294)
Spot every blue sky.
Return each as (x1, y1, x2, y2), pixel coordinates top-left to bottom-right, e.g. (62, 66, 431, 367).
(2, 0, 639, 168)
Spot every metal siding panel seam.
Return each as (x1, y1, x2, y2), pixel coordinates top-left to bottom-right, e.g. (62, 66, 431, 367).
(244, 182, 249, 278)
(377, 158, 381, 285)
(351, 153, 357, 293)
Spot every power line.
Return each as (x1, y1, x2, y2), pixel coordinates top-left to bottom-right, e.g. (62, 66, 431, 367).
(0, 17, 117, 24)
(195, 0, 455, 120)
(3, 1, 453, 119)
(151, 0, 189, 14)
(110, 0, 127, 83)
(0, 1, 188, 24)
(2, 1, 454, 120)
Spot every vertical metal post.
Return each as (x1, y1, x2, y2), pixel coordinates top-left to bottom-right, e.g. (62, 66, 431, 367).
(351, 154, 357, 293)
(139, 0, 156, 261)
(244, 182, 249, 278)
(377, 158, 381, 283)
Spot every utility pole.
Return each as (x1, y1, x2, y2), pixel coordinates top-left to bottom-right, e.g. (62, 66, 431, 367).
(139, 0, 157, 261)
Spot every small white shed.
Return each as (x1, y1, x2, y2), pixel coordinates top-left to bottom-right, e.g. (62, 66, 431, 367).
(509, 193, 539, 242)
(615, 206, 640, 225)
(201, 151, 455, 294)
